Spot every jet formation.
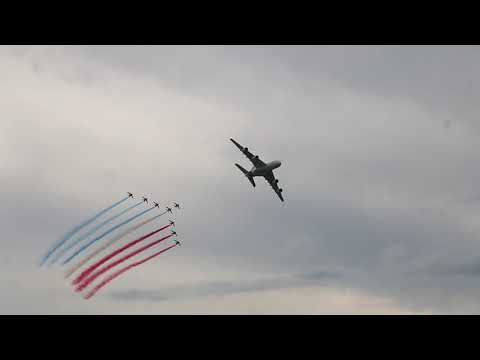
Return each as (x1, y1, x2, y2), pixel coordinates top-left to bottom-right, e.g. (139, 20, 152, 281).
(131, 193, 179, 213)
(41, 193, 183, 299)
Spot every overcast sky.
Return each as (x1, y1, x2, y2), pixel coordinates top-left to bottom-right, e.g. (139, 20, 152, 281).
(2, 45, 480, 314)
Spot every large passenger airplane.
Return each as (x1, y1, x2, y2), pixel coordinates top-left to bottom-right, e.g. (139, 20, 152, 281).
(230, 138, 284, 202)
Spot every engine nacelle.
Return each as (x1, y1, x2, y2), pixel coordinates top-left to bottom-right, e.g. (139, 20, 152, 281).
(275, 179, 279, 184)
(279, 188, 283, 193)
(244, 147, 248, 152)
(254, 155, 259, 159)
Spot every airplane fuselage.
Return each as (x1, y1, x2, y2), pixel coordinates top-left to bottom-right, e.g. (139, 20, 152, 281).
(250, 160, 281, 177)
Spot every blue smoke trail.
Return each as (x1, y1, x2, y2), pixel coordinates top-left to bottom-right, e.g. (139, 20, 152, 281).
(40, 196, 130, 266)
(62, 206, 156, 265)
(48, 201, 144, 265)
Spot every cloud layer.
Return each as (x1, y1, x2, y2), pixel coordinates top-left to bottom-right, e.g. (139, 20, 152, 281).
(2, 45, 480, 314)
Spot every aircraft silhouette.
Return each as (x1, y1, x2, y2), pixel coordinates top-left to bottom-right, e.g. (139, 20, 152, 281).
(231, 138, 284, 202)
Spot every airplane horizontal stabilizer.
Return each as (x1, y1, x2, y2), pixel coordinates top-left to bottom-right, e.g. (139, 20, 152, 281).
(235, 164, 255, 187)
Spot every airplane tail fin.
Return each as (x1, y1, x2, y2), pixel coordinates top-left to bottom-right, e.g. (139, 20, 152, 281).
(235, 164, 256, 187)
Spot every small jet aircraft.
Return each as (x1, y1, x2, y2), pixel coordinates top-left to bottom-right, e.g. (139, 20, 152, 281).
(173, 202, 181, 210)
(230, 138, 284, 202)
(166, 206, 173, 214)
(174, 239, 181, 246)
(171, 230, 177, 236)
(153, 202, 160, 208)
(142, 197, 148, 203)
(169, 220, 175, 226)
(127, 192, 134, 198)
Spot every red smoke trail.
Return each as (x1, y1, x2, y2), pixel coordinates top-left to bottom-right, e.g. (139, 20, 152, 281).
(65, 212, 168, 279)
(75, 233, 173, 292)
(83, 243, 178, 300)
(72, 223, 172, 286)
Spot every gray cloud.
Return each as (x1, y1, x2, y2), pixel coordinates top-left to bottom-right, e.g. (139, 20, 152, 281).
(423, 257, 480, 278)
(110, 269, 343, 303)
(3, 45, 480, 313)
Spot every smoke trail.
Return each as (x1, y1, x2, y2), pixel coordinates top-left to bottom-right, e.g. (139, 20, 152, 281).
(76, 233, 173, 292)
(64, 211, 168, 279)
(83, 243, 178, 300)
(49, 201, 144, 265)
(62, 206, 156, 265)
(72, 223, 172, 285)
(39, 196, 130, 266)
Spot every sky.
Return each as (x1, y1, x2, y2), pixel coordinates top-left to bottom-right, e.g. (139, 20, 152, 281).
(2, 45, 480, 314)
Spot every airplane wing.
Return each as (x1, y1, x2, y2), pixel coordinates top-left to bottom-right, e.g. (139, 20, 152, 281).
(230, 138, 266, 168)
(264, 171, 284, 202)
